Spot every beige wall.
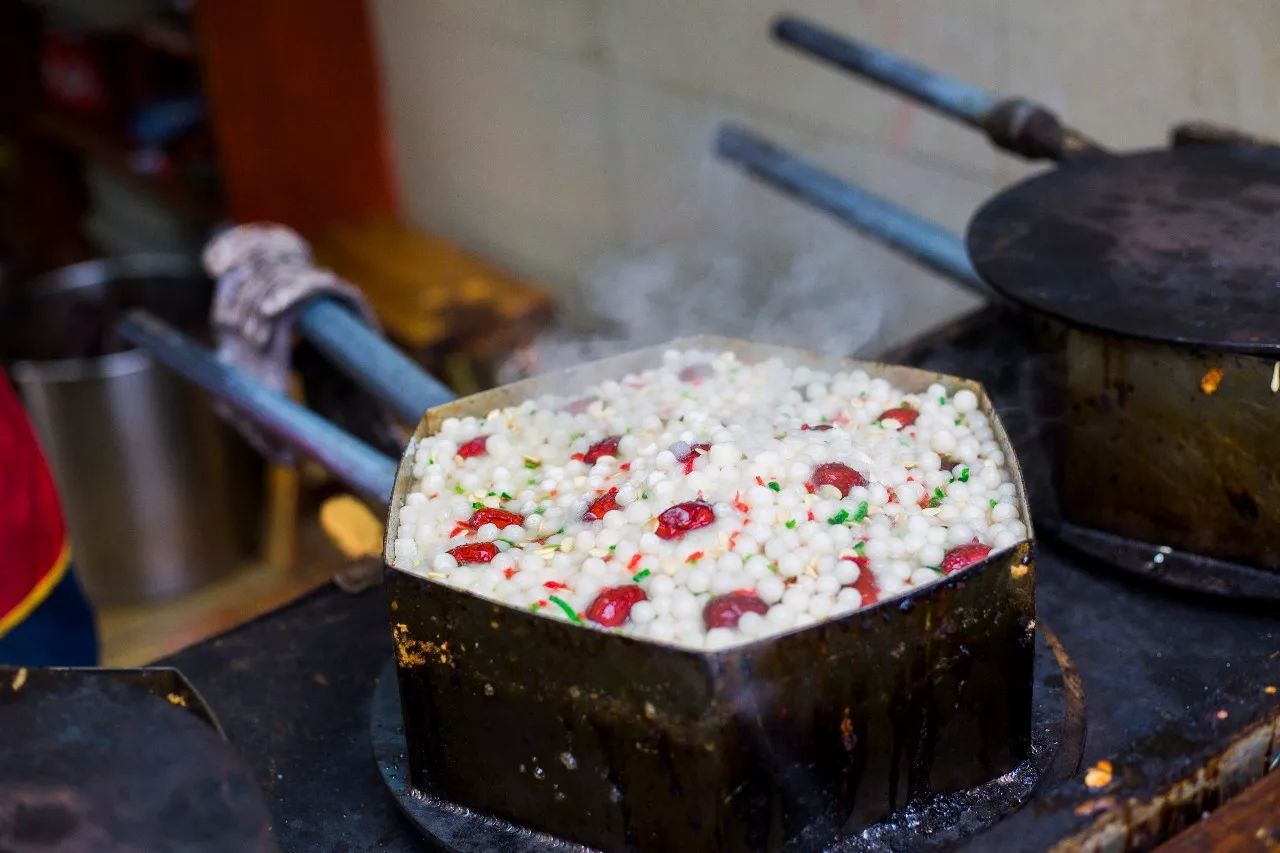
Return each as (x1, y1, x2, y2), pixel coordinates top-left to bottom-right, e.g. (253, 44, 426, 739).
(370, 0, 1280, 350)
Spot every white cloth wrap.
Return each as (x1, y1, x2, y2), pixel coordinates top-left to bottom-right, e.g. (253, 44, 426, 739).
(203, 223, 379, 463)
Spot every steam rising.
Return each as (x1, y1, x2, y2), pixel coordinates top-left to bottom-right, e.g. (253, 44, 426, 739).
(500, 158, 917, 382)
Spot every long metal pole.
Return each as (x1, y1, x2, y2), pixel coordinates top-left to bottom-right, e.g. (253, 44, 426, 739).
(772, 15, 1106, 162)
(118, 310, 400, 502)
(774, 15, 996, 126)
(295, 298, 455, 424)
(715, 123, 989, 295)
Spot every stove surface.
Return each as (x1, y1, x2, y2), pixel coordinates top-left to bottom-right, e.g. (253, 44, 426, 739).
(163, 305, 1279, 851)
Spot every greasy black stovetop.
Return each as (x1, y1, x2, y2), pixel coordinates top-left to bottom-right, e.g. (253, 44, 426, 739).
(163, 305, 1279, 852)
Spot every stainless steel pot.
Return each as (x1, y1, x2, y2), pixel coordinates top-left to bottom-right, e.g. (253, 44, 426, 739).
(3, 255, 263, 604)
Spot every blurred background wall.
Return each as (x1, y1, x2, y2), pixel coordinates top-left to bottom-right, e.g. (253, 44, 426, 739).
(370, 0, 1280, 348)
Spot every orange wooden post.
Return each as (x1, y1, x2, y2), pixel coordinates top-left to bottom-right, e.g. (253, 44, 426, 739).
(193, 0, 398, 233)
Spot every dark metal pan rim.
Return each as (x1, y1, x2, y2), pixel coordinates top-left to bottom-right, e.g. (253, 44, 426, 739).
(969, 292, 1280, 360)
(387, 537, 1031, 657)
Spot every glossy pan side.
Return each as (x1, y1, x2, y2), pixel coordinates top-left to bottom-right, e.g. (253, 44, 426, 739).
(384, 335, 1036, 851)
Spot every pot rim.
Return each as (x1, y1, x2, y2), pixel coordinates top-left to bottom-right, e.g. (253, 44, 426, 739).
(4, 254, 205, 383)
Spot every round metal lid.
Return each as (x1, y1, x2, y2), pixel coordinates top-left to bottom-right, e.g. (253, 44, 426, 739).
(966, 147, 1280, 356)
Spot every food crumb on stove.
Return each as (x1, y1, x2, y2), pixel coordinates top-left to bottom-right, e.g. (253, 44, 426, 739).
(1199, 367, 1224, 395)
(1084, 759, 1113, 789)
(10, 667, 27, 691)
(1265, 685, 1277, 695)
(393, 349, 1025, 650)
(165, 692, 188, 708)
(1215, 709, 1229, 720)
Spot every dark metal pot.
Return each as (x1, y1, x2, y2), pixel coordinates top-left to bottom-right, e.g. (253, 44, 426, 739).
(383, 337, 1037, 851)
(966, 147, 1280, 596)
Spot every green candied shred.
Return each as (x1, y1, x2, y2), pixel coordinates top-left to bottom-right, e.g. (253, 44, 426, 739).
(547, 595, 582, 623)
(471, 501, 484, 509)
(853, 540, 866, 552)
(938, 396, 946, 405)
(454, 484, 465, 494)
(524, 459, 540, 470)
(827, 509, 849, 525)
(632, 568, 652, 582)
(785, 519, 797, 529)
(958, 467, 970, 483)
(500, 492, 513, 500)
(990, 498, 999, 509)
(768, 481, 781, 492)
(852, 501, 869, 522)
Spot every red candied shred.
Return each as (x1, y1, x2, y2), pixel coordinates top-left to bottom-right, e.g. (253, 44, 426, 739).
(586, 585, 647, 627)
(563, 397, 596, 414)
(703, 592, 769, 630)
(809, 462, 867, 498)
(467, 507, 525, 530)
(675, 442, 711, 474)
(579, 435, 622, 465)
(457, 435, 489, 459)
(678, 363, 713, 382)
(655, 501, 716, 540)
(448, 542, 499, 564)
(583, 487, 620, 522)
(941, 540, 992, 574)
(800, 423, 834, 431)
(843, 554, 879, 605)
(879, 406, 919, 427)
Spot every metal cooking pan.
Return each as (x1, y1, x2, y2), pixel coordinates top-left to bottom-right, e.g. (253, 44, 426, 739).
(715, 15, 1280, 600)
(119, 315, 1037, 851)
(0, 666, 276, 851)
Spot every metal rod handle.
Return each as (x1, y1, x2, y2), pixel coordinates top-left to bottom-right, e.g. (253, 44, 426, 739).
(715, 123, 989, 295)
(772, 15, 1106, 162)
(117, 310, 400, 503)
(295, 298, 455, 425)
(774, 15, 996, 126)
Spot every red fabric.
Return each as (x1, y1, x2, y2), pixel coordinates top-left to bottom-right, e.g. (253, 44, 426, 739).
(0, 372, 66, 623)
